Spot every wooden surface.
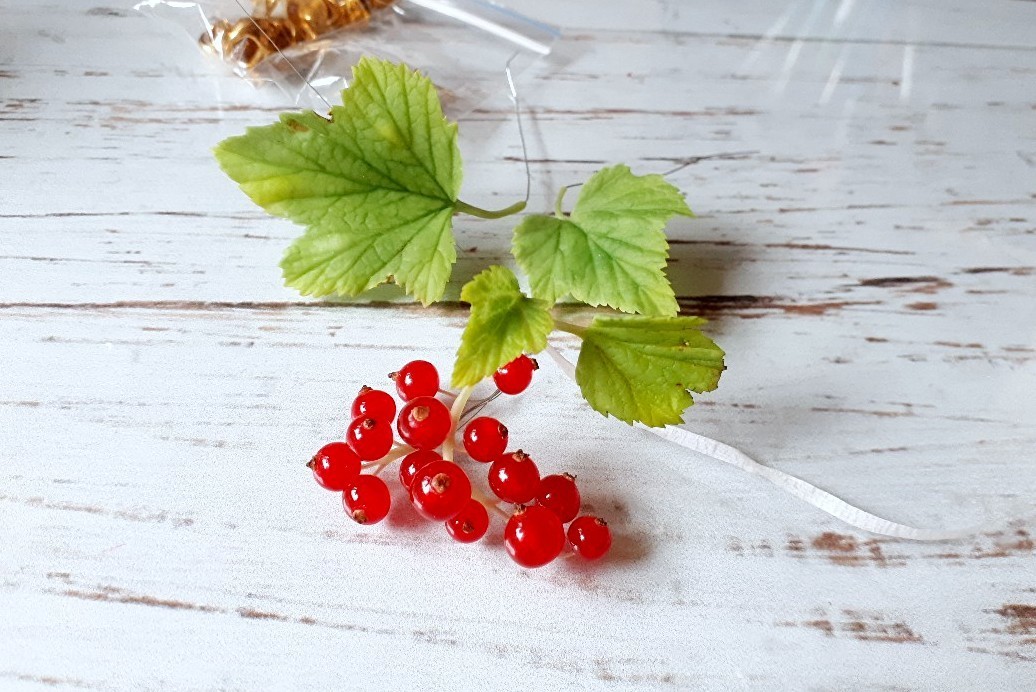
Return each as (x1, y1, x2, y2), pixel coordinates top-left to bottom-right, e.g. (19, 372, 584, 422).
(2, 1, 1035, 689)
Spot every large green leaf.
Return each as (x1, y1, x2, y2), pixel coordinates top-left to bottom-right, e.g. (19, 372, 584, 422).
(575, 315, 725, 426)
(214, 57, 462, 304)
(453, 266, 553, 387)
(512, 165, 691, 316)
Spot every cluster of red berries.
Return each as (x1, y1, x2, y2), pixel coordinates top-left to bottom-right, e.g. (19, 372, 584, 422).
(307, 356, 612, 568)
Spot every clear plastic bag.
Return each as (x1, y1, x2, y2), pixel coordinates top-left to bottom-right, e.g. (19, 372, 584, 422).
(135, 0, 559, 114)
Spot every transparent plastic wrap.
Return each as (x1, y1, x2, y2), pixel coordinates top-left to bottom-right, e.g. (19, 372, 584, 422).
(135, 0, 560, 113)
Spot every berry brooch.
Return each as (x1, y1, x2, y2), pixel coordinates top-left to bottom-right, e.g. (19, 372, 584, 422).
(216, 57, 727, 567)
(310, 357, 611, 567)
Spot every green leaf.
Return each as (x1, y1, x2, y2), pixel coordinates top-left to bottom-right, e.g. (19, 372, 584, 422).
(512, 165, 692, 316)
(214, 57, 462, 304)
(453, 266, 554, 388)
(574, 315, 725, 427)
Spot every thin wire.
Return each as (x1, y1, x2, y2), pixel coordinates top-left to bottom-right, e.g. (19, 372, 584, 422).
(553, 150, 761, 215)
(232, 0, 334, 113)
(655, 150, 759, 177)
(459, 390, 502, 427)
(504, 51, 532, 205)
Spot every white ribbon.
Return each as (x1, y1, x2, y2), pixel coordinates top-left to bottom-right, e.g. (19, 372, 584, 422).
(545, 345, 979, 541)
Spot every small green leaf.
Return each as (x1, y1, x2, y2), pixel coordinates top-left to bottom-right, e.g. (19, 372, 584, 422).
(453, 266, 554, 388)
(512, 165, 691, 316)
(214, 57, 462, 304)
(575, 315, 725, 427)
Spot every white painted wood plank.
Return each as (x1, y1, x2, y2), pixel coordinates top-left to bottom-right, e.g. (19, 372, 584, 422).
(1, 305, 1034, 688)
(1, 4, 1034, 305)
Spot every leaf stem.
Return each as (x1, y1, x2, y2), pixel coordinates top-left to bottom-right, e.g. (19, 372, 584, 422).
(442, 385, 475, 461)
(554, 186, 570, 218)
(455, 199, 527, 220)
(553, 319, 587, 338)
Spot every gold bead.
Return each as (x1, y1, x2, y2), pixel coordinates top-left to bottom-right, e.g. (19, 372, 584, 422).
(203, 0, 396, 72)
(329, 0, 372, 27)
(287, 0, 337, 39)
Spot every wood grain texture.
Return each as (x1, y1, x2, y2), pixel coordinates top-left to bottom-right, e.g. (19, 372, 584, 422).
(1, 1, 1034, 689)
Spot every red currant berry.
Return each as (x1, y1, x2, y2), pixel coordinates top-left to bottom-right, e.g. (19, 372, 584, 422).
(462, 416, 508, 462)
(567, 516, 612, 560)
(410, 460, 471, 520)
(350, 385, 396, 422)
(390, 360, 439, 401)
(343, 475, 391, 525)
(396, 396, 452, 450)
(504, 505, 565, 568)
(398, 449, 441, 490)
(445, 498, 489, 543)
(493, 355, 537, 395)
(536, 473, 581, 524)
(488, 450, 540, 504)
(346, 416, 394, 461)
(307, 442, 361, 491)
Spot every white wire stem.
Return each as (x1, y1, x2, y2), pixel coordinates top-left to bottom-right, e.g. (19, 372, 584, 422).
(543, 345, 987, 541)
(442, 386, 476, 462)
(367, 444, 414, 476)
(504, 52, 532, 207)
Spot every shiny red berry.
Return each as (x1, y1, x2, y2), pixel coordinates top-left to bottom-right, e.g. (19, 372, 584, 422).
(391, 360, 440, 401)
(410, 460, 471, 520)
(493, 355, 537, 395)
(346, 416, 394, 461)
(445, 498, 489, 543)
(396, 396, 452, 450)
(488, 450, 540, 504)
(462, 416, 508, 462)
(398, 449, 441, 490)
(567, 516, 612, 560)
(504, 505, 565, 568)
(536, 473, 581, 524)
(343, 475, 391, 525)
(307, 442, 361, 491)
(350, 385, 396, 422)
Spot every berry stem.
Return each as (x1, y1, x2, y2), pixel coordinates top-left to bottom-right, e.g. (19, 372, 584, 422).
(442, 385, 475, 462)
(553, 319, 587, 338)
(367, 445, 413, 475)
(438, 388, 458, 400)
(472, 488, 509, 519)
(454, 199, 527, 220)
